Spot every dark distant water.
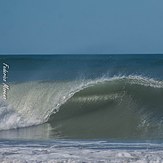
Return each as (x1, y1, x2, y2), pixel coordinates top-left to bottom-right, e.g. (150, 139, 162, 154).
(0, 54, 163, 162)
(1, 54, 163, 82)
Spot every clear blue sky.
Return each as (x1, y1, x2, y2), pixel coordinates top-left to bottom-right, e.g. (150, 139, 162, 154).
(0, 0, 163, 54)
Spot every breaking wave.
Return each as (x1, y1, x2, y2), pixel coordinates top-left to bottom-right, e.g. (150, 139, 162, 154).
(0, 75, 163, 139)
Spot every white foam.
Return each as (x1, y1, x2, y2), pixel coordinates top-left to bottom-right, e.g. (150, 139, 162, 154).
(0, 142, 163, 163)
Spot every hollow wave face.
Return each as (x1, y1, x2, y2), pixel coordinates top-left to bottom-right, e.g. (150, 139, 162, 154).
(49, 76, 163, 139)
(1, 75, 163, 139)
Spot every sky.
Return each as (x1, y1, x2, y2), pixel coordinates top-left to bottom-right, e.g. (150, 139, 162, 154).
(0, 0, 163, 54)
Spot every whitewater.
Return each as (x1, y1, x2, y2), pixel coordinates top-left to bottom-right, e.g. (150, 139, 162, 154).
(1, 140, 163, 163)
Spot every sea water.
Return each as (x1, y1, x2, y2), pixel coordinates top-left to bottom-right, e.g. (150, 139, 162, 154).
(0, 54, 163, 162)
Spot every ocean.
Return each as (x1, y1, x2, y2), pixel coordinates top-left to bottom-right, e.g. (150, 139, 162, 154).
(0, 54, 163, 162)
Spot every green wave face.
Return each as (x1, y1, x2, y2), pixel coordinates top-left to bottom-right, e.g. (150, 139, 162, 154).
(49, 78, 163, 139)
